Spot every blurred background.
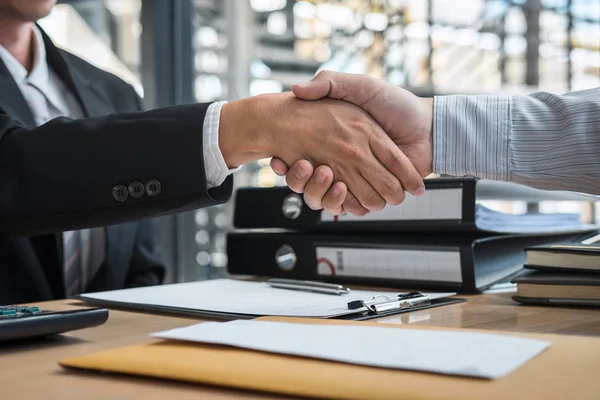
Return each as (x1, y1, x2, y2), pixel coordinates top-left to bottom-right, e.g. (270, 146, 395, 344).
(42, 0, 599, 283)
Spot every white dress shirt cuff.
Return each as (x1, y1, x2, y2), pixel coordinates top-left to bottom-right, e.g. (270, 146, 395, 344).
(432, 95, 511, 182)
(203, 101, 242, 188)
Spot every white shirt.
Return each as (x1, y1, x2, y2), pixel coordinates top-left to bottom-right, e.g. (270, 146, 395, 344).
(0, 26, 236, 289)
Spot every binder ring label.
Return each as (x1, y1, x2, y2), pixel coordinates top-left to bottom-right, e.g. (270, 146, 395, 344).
(275, 245, 297, 271)
(282, 194, 303, 220)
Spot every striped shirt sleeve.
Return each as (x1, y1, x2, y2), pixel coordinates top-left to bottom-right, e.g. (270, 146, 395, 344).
(432, 88, 600, 194)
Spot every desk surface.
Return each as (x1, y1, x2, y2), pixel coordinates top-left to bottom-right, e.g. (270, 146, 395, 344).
(2, 292, 600, 399)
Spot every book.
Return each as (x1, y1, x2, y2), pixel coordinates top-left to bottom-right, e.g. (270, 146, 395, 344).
(226, 231, 589, 293)
(512, 271, 600, 306)
(525, 233, 600, 273)
(233, 178, 595, 234)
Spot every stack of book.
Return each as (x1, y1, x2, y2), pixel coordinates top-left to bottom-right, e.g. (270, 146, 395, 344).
(227, 178, 597, 293)
(513, 233, 600, 306)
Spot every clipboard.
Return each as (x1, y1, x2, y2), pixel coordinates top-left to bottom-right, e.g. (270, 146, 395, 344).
(263, 278, 465, 321)
(78, 279, 465, 321)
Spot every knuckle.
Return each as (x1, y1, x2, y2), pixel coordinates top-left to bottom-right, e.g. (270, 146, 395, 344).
(348, 118, 371, 135)
(315, 166, 332, 183)
(363, 191, 385, 211)
(343, 197, 363, 216)
(316, 70, 331, 81)
(388, 153, 405, 170)
(342, 143, 364, 160)
(384, 180, 403, 205)
(386, 178, 402, 195)
(394, 189, 406, 205)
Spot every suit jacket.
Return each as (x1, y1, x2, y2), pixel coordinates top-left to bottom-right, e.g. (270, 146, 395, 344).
(0, 28, 225, 304)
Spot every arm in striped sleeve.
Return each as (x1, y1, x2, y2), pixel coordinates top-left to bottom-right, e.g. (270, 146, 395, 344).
(432, 88, 600, 194)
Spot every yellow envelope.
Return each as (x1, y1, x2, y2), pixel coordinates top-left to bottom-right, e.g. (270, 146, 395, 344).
(60, 317, 600, 400)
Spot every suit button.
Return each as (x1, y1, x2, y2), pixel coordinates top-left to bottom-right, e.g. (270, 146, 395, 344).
(145, 180, 161, 197)
(112, 185, 128, 202)
(128, 181, 145, 199)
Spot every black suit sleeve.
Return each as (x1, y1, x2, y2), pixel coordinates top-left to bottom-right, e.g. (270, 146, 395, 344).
(124, 86, 164, 287)
(0, 103, 233, 236)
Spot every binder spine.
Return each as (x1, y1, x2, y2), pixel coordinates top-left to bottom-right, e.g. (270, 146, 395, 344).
(234, 188, 319, 229)
(234, 185, 479, 233)
(227, 233, 469, 292)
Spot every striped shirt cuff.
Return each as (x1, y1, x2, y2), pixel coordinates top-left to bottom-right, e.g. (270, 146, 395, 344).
(203, 101, 241, 188)
(433, 95, 511, 182)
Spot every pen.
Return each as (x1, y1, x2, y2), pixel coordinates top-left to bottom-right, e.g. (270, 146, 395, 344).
(266, 278, 351, 295)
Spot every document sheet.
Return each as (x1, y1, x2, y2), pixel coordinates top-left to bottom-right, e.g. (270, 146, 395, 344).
(80, 279, 454, 318)
(152, 320, 551, 379)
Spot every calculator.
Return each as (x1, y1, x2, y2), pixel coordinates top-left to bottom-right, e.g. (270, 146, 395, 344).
(0, 306, 109, 341)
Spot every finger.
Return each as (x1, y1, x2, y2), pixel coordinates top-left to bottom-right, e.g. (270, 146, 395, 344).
(341, 191, 369, 216)
(360, 166, 406, 207)
(321, 181, 347, 215)
(285, 160, 314, 194)
(303, 165, 335, 210)
(292, 78, 331, 100)
(345, 170, 386, 212)
(270, 157, 290, 176)
(370, 136, 425, 198)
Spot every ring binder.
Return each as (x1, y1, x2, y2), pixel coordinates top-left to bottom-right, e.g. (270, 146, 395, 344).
(347, 292, 431, 314)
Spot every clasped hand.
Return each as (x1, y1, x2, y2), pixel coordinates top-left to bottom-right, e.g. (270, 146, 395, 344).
(271, 71, 435, 216)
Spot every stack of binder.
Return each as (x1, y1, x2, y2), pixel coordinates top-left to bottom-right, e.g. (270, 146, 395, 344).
(227, 178, 597, 293)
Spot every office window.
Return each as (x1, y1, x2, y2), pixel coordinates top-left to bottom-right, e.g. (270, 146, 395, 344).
(39, 0, 600, 282)
(178, 0, 600, 282)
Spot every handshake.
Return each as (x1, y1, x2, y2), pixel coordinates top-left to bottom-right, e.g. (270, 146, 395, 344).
(219, 71, 435, 216)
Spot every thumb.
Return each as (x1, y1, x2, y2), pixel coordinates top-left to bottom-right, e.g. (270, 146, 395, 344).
(293, 71, 384, 112)
(292, 78, 331, 101)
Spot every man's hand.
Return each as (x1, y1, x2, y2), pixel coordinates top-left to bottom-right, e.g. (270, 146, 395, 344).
(271, 71, 434, 215)
(219, 92, 424, 212)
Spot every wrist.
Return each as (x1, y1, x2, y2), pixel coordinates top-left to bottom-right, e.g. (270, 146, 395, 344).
(218, 97, 272, 168)
(420, 97, 434, 177)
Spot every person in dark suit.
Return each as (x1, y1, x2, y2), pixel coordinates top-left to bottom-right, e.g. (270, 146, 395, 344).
(0, 0, 164, 305)
(0, 1, 426, 307)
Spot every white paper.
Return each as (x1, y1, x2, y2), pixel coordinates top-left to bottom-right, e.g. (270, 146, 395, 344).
(80, 279, 454, 318)
(315, 247, 463, 282)
(321, 188, 463, 221)
(152, 320, 550, 379)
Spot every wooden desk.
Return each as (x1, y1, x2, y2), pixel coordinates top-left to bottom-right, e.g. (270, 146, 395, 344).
(2, 292, 600, 399)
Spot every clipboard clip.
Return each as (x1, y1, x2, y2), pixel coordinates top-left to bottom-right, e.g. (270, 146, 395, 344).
(347, 292, 431, 315)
